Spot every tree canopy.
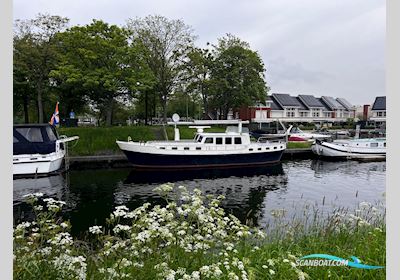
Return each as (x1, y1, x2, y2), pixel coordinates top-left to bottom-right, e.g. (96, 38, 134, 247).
(51, 20, 155, 125)
(13, 15, 269, 124)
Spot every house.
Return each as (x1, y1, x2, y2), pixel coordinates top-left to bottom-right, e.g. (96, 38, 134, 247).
(370, 96, 386, 123)
(247, 93, 355, 124)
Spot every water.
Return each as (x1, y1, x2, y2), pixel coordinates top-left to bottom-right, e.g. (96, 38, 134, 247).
(13, 159, 385, 237)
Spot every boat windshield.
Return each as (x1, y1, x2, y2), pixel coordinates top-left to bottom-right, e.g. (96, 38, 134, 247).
(197, 136, 203, 143)
(291, 127, 303, 134)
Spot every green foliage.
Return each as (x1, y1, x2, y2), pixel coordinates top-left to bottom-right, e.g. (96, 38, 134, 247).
(51, 20, 155, 126)
(126, 15, 196, 121)
(13, 13, 70, 123)
(209, 35, 268, 119)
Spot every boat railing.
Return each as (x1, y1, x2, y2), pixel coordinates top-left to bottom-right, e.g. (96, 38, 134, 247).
(257, 137, 286, 144)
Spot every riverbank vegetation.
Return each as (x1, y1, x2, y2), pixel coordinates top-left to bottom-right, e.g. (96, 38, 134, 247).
(14, 185, 385, 280)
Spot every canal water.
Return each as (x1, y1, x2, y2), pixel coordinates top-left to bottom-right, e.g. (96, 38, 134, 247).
(13, 159, 385, 237)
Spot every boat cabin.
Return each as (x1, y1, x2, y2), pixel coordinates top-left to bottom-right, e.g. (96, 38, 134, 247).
(13, 124, 60, 155)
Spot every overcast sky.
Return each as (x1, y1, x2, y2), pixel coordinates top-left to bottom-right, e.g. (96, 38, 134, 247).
(13, 0, 385, 105)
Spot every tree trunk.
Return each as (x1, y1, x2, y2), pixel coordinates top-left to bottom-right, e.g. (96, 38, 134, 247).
(23, 96, 29, 123)
(161, 91, 167, 123)
(105, 99, 114, 126)
(37, 86, 44, 123)
(145, 91, 148, 125)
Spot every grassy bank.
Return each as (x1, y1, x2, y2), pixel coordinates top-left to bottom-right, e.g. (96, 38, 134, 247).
(14, 185, 385, 280)
(59, 126, 312, 156)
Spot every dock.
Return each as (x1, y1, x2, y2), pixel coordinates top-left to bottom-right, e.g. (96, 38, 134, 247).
(68, 149, 316, 169)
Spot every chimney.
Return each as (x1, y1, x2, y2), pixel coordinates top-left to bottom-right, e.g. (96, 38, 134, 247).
(363, 105, 370, 121)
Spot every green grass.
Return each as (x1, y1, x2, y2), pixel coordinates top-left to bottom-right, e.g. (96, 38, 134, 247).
(58, 126, 312, 156)
(58, 126, 160, 156)
(287, 142, 312, 149)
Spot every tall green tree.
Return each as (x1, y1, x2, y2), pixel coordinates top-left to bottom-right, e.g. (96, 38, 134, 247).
(13, 14, 69, 123)
(185, 46, 214, 118)
(126, 15, 196, 122)
(209, 35, 268, 119)
(51, 20, 154, 126)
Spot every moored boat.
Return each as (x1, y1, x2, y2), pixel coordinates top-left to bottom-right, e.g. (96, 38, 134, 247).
(13, 124, 79, 176)
(311, 138, 386, 160)
(116, 121, 286, 169)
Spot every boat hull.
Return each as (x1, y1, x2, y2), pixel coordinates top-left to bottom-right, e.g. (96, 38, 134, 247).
(311, 141, 386, 160)
(13, 152, 64, 176)
(121, 149, 284, 169)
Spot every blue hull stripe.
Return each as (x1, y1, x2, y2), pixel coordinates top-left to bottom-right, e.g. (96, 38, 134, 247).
(122, 150, 284, 169)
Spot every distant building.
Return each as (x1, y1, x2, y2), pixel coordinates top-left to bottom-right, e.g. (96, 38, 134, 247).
(370, 96, 386, 124)
(241, 93, 355, 123)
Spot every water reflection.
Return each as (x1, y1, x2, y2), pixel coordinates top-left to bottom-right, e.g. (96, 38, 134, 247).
(117, 164, 288, 227)
(13, 160, 385, 238)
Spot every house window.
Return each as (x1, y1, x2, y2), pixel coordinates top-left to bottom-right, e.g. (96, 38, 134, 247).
(216, 138, 223, 145)
(234, 137, 242, 144)
(225, 137, 232, 144)
(286, 108, 295, 117)
(205, 137, 213, 144)
(324, 112, 331, 118)
(300, 112, 308, 117)
(312, 109, 320, 117)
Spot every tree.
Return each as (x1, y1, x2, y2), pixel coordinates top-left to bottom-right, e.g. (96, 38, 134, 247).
(126, 15, 196, 122)
(209, 35, 268, 119)
(185, 46, 213, 118)
(51, 20, 154, 126)
(13, 14, 69, 123)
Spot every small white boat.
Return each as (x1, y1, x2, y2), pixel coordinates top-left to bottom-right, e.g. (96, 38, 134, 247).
(311, 138, 386, 160)
(288, 126, 331, 142)
(13, 124, 79, 176)
(116, 119, 286, 169)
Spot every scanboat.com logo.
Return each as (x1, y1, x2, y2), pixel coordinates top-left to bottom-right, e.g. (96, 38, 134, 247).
(298, 254, 384, 269)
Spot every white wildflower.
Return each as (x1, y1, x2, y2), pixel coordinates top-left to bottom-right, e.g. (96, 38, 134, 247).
(89, 226, 102, 234)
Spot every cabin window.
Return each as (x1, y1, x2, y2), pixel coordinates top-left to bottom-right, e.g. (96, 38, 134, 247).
(266, 147, 270, 150)
(159, 147, 165, 150)
(46, 126, 58, 141)
(197, 136, 203, 143)
(205, 137, 214, 144)
(172, 147, 178, 150)
(249, 148, 253, 151)
(196, 147, 201, 150)
(234, 137, 242, 144)
(258, 148, 262, 151)
(225, 137, 232, 144)
(273, 146, 277, 150)
(280, 146, 283, 148)
(216, 138, 223, 145)
(184, 147, 189, 150)
(370, 143, 378, 147)
(384, 143, 386, 147)
(16, 127, 43, 142)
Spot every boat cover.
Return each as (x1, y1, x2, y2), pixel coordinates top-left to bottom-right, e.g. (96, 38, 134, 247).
(13, 124, 59, 155)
